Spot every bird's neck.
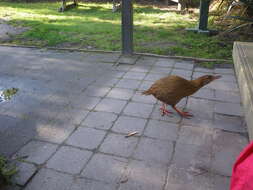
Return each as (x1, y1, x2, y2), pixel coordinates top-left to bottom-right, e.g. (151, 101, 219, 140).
(189, 78, 204, 90)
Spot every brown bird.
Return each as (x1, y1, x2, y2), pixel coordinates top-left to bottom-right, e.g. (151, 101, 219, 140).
(142, 75, 221, 118)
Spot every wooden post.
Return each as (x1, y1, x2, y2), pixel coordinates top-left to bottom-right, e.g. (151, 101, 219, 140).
(198, 0, 210, 30)
(186, 0, 211, 33)
(121, 0, 133, 55)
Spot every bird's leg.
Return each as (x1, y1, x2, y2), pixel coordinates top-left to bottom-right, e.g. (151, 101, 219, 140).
(172, 105, 193, 118)
(160, 103, 173, 116)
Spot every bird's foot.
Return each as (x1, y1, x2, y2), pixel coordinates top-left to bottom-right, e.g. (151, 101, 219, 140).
(178, 111, 193, 118)
(159, 107, 173, 116)
(172, 106, 193, 118)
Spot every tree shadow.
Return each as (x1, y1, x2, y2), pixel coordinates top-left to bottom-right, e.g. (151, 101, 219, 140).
(0, 46, 121, 158)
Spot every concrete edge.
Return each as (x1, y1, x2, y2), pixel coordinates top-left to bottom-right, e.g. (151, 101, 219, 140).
(0, 44, 232, 63)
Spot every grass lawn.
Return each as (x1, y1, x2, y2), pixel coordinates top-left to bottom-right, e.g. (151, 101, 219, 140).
(0, 1, 233, 61)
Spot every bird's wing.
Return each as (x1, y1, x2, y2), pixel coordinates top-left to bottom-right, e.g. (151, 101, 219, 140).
(152, 75, 197, 105)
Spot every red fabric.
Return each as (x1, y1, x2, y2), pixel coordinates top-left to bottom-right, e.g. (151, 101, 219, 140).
(230, 141, 253, 190)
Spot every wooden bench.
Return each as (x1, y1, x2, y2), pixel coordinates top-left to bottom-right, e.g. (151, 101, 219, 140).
(59, 0, 78, 12)
(59, 0, 121, 12)
(233, 42, 253, 140)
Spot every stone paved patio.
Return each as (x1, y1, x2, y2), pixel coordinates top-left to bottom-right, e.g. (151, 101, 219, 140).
(0, 46, 249, 190)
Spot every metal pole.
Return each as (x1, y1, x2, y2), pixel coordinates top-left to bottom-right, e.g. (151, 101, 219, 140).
(198, 0, 210, 30)
(121, 0, 133, 55)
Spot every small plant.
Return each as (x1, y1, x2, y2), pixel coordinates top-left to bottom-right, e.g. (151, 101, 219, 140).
(0, 155, 17, 187)
(2, 88, 19, 100)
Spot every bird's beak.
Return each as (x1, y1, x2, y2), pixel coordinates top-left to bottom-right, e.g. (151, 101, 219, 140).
(213, 75, 222, 80)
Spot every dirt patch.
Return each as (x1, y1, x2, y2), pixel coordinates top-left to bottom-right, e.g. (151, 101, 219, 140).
(0, 19, 29, 42)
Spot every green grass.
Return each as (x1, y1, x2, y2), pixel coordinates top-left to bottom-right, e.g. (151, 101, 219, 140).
(0, 1, 233, 60)
(0, 155, 17, 187)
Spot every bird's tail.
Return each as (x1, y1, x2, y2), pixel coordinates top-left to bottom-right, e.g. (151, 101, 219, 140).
(142, 89, 152, 95)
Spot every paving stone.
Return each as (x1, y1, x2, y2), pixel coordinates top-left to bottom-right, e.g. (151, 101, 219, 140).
(69, 96, 101, 110)
(192, 71, 213, 79)
(172, 143, 212, 171)
(129, 65, 152, 73)
(47, 146, 92, 174)
(119, 160, 167, 190)
(186, 98, 214, 120)
(83, 86, 111, 97)
(138, 81, 153, 91)
(175, 97, 188, 108)
(214, 90, 241, 103)
(182, 116, 214, 129)
(106, 88, 134, 100)
(12, 94, 63, 122)
(83, 52, 120, 63)
(133, 137, 174, 164)
(218, 74, 236, 82)
(116, 78, 142, 89)
(112, 115, 147, 134)
(108, 71, 126, 79)
(67, 108, 89, 126)
(100, 133, 138, 157)
(144, 73, 167, 82)
(14, 162, 37, 186)
(0, 114, 21, 133)
(15, 141, 58, 164)
(205, 80, 239, 92)
(171, 69, 192, 77)
(178, 125, 213, 146)
(49, 81, 84, 95)
(136, 56, 157, 66)
(118, 55, 139, 64)
(150, 105, 182, 123)
(70, 178, 117, 190)
(192, 88, 215, 100)
(0, 119, 35, 157)
(24, 168, 73, 190)
(214, 102, 243, 116)
(123, 102, 153, 118)
(123, 71, 147, 80)
(82, 111, 117, 130)
(165, 165, 212, 190)
(35, 111, 76, 144)
(144, 120, 178, 141)
(82, 153, 128, 183)
(174, 62, 194, 70)
(214, 68, 234, 75)
(93, 77, 119, 87)
(155, 58, 176, 67)
(66, 127, 106, 150)
(131, 91, 157, 104)
(212, 130, 248, 176)
(194, 67, 214, 73)
(95, 98, 127, 114)
(212, 175, 231, 190)
(214, 114, 247, 133)
(113, 65, 132, 71)
(149, 66, 172, 74)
